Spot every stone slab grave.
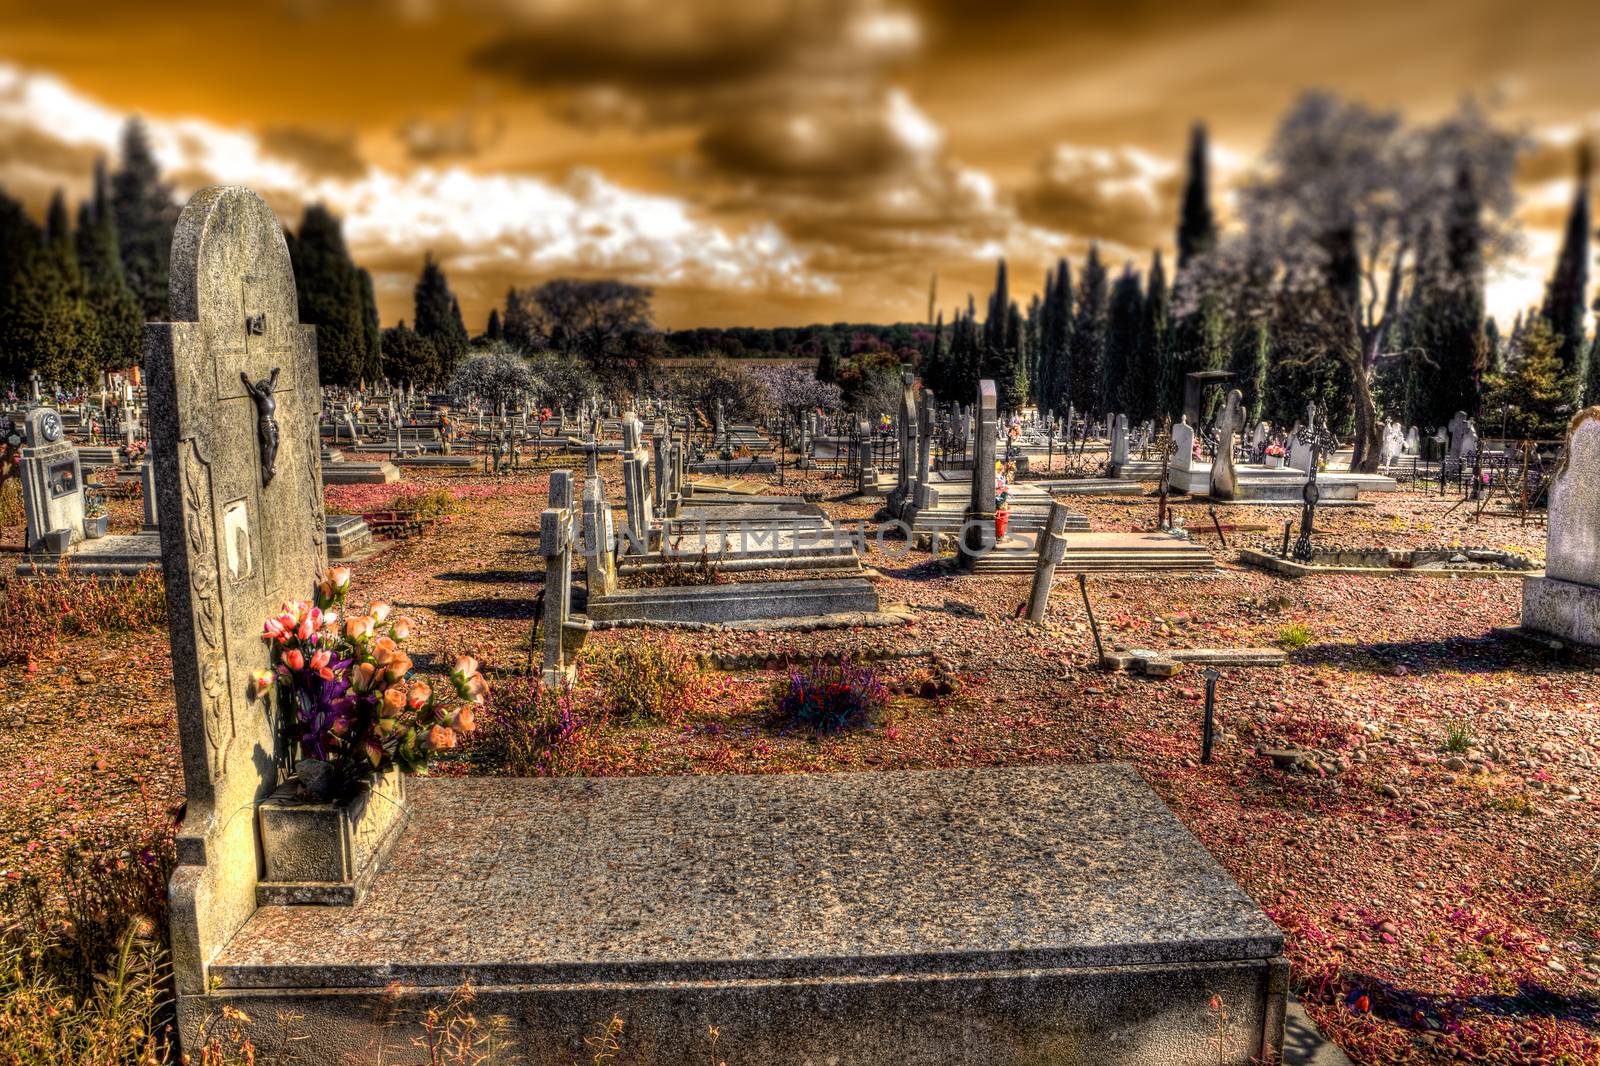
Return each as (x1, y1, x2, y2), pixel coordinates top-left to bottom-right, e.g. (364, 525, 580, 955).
(1169, 419, 1396, 502)
(210, 766, 1286, 1064)
(570, 474, 884, 625)
(963, 530, 1216, 575)
(1521, 406, 1600, 649)
(320, 457, 400, 484)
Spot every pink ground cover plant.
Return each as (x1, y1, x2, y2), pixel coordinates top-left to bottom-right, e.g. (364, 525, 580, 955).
(260, 565, 488, 800)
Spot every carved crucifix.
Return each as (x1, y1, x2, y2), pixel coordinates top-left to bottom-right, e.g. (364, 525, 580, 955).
(241, 367, 281, 487)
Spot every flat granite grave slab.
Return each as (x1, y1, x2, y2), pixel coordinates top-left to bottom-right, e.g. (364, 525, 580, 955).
(204, 764, 1285, 1064)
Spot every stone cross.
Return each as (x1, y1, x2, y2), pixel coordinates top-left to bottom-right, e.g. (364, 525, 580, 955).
(147, 187, 327, 1023)
(18, 407, 84, 554)
(962, 379, 998, 560)
(1209, 389, 1244, 501)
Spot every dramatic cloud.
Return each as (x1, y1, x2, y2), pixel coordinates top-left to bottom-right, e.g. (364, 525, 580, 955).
(1016, 144, 1181, 253)
(0, 63, 835, 322)
(395, 110, 507, 162)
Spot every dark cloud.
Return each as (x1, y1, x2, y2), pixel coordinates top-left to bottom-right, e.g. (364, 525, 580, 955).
(1516, 131, 1593, 187)
(260, 125, 368, 179)
(396, 111, 505, 161)
(1015, 144, 1181, 253)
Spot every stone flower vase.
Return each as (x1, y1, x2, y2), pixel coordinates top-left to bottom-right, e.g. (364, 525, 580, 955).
(84, 514, 109, 539)
(1264, 455, 1283, 469)
(257, 766, 408, 906)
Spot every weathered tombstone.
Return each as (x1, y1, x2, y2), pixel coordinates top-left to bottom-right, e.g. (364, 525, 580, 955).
(146, 187, 328, 1041)
(1025, 501, 1073, 622)
(1405, 425, 1420, 455)
(890, 371, 918, 511)
(541, 471, 581, 687)
(581, 476, 617, 598)
(18, 408, 84, 554)
(1209, 389, 1243, 501)
(1522, 407, 1600, 647)
(1251, 422, 1267, 453)
(913, 388, 936, 509)
(856, 417, 876, 495)
(1108, 413, 1129, 475)
(961, 379, 998, 561)
(1171, 418, 1195, 478)
(1447, 411, 1470, 461)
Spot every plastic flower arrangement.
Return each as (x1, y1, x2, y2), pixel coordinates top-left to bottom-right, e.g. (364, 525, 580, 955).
(260, 565, 487, 800)
(1264, 443, 1286, 457)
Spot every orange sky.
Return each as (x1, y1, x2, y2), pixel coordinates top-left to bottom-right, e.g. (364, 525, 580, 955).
(0, 0, 1596, 331)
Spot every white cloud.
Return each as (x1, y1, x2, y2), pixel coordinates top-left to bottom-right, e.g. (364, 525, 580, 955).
(0, 61, 835, 297)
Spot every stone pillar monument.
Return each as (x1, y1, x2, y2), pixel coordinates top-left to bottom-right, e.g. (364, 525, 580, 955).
(146, 187, 328, 1042)
(961, 379, 998, 563)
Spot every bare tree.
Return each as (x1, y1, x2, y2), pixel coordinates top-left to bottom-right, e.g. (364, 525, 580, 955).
(1186, 93, 1519, 471)
(532, 279, 656, 390)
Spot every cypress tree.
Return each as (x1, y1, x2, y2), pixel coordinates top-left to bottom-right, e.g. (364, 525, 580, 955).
(1539, 144, 1590, 396)
(1041, 260, 1073, 417)
(356, 267, 383, 384)
(12, 191, 94, 387)
(1001, 300, 1027, 412)
(1176, 123, 1218, 269)
(110, 118, 176, 321)
(486, 308, 503, 341)
(0, 189, 43, 385)
(1068, 245, 1108, 415)
(413, 254, 467, 384)
(1103, 263, 1143, 416)
(286, 205, 367, 386)
(381, 322, 440, 387)
(984, 259, 1009, 359)
(76, 159, 142, 374)
(1037, 269, 1057, 415)
(1136, 250, 1169, 423)
(1483, 316, 1503, 379)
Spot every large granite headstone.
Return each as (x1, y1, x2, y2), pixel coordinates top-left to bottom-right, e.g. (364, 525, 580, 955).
(1522, 407, 1600, 648)
(146, 187, 327, 1039)
(18, 407, 84, 553)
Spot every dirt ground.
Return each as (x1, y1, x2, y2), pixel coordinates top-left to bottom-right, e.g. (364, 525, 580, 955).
(2, 459, 1595, 1065)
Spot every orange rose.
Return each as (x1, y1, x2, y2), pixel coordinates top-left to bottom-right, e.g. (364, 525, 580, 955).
(427, 725, 457, 750)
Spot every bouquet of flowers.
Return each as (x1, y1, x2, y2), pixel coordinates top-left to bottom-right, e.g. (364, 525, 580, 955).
(259, 567, 487, 800)
(1264, 443, 1286, 458)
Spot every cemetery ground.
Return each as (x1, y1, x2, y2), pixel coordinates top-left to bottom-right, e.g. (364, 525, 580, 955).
(0, 463, 1596, 1065)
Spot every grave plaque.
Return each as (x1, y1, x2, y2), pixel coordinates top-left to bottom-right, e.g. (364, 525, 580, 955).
(19, 407, 86, 553)
(145, 187, 326, 1032)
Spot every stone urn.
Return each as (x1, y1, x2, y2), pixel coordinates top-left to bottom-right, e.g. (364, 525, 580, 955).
(257, 766, 408, 905)
(84, 513, 109, 539)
